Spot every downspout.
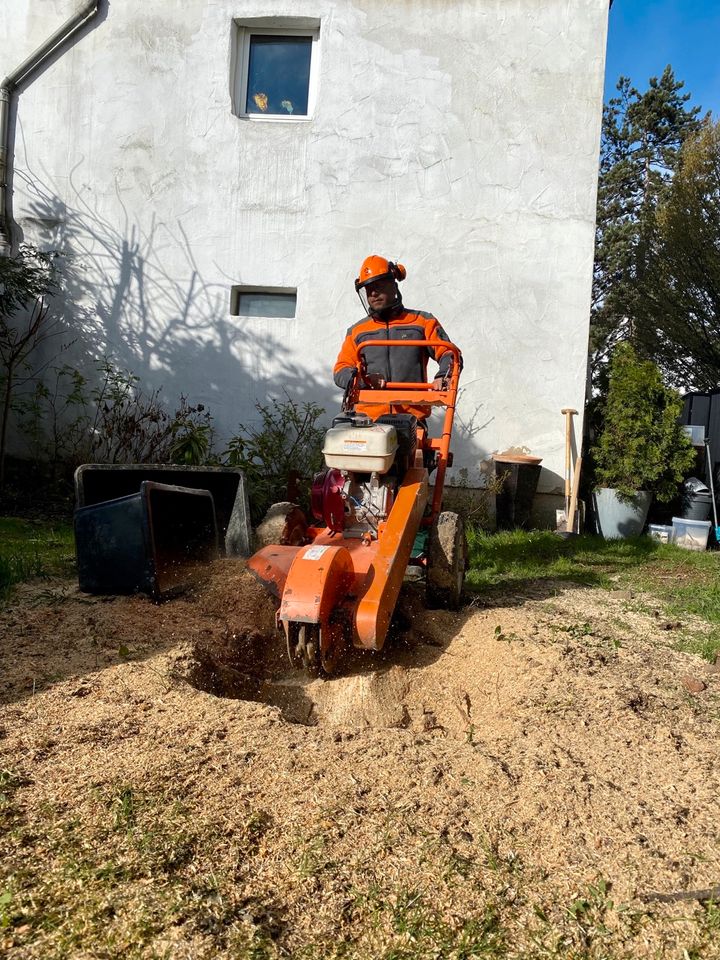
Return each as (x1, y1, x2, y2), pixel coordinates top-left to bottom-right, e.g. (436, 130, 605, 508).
(0, 0, 100, 257)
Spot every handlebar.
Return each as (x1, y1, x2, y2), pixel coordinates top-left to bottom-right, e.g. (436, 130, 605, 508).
(349, 340, 462, 407)
(345, 340, 462, 519)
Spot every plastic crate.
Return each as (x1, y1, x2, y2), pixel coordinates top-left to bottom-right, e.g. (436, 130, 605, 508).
(671, 516, 711, 552)
(647, 523, 675, 544)
(682, 424, 706, 446)
(74, 463, 251, 556)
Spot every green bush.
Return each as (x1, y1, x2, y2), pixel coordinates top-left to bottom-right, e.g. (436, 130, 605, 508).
(591, 342, 695, 502)
(20, 358, 215, 471)
(224, 393, 326, 523)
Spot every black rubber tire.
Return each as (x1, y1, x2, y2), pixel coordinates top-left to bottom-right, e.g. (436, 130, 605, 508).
(426, 511, 467, 610)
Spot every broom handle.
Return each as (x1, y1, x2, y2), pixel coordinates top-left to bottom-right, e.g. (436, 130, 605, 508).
(706, 441, 719, 529)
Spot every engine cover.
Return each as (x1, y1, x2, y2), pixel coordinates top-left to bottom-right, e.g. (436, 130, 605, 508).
(322, 423, 398, 474)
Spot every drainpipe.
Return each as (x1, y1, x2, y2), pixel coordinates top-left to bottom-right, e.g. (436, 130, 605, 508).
(0, 0, 100, 256)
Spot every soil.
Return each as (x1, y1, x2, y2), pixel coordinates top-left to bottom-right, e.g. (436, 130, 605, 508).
(2, 560, 720, 957)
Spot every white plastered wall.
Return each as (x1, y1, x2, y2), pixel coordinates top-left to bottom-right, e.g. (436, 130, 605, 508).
(1, 0, 609, 498)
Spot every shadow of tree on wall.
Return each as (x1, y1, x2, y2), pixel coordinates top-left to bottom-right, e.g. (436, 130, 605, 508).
(12, 161, 493, 489)
(15, 166, 345, 446)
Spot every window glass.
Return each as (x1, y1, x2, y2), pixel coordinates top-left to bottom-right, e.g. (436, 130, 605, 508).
(245, 35, 312, 116)
(233, 290, 297, 318)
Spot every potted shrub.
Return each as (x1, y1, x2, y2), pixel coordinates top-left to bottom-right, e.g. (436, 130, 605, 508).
(590, 342, 695, 538)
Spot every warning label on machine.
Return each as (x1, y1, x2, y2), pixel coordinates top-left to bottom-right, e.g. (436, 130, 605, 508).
(303, 545, 330, 560)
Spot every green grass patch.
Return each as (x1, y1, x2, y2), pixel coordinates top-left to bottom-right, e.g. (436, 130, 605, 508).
(466, 528, 720, 660)
(466, 529, 659, 591)
(0, 516, 75, 598)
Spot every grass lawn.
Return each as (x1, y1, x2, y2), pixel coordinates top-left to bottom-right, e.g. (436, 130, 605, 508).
(467, 528, 720, 659)
(0, 517, 76, 598)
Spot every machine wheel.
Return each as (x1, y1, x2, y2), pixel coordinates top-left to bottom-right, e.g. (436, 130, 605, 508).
(426, 511, 467, 610)
(302, 625, 321, 677)
(286, 621, 346, 677)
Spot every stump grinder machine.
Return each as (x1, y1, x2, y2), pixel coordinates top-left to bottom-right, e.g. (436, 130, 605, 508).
(247, 340, 466, 675)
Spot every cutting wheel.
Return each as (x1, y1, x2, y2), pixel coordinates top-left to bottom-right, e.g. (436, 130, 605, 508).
(286, 622, 321, 676)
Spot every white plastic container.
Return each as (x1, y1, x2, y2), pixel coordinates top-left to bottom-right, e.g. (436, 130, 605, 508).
(671, 516, 711, 551)
(323, 423, 398, 473)
(682, 424, 706, 447)
(647, 523, 675, 544)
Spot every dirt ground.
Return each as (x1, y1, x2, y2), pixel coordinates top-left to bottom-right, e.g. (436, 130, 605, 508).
(2, 560, 720, 958)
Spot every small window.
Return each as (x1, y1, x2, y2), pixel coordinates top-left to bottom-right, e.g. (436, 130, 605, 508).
(230, 287, 297, 318)
(233, 21, 320, 120)
(246, 36, 312, 115)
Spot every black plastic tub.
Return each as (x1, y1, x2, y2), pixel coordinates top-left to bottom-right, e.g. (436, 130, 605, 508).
(74, 481, 219, 600)
(494, 459, 542, 530)
(74, 464, 251, 556)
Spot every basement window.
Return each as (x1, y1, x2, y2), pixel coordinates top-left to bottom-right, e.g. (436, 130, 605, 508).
(230, 287, 297, 319)
(233, 19, 320, 120)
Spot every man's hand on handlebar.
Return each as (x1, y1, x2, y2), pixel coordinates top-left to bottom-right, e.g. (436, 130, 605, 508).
(432, 361, 453, 391)
(364, 373, 387, 389)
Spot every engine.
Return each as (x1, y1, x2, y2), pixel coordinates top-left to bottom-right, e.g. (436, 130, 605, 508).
(310, 417, 395, 538)
(311, 467, 395, 539)
(311, 414, 419, 539)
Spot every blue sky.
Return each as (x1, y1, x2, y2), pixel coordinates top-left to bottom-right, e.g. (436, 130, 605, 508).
(604, 0, 720, 116)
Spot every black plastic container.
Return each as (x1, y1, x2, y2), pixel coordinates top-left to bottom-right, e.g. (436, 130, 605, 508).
(74, 464, 251, 555)
(680, 490, 713, 521)
(74, 481, 219, 599)
(494, 459, 542, 530)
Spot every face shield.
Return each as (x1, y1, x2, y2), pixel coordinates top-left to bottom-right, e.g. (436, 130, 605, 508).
(356, 275, 401, 316)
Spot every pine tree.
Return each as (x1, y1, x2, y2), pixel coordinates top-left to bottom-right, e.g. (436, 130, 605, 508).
(635, 121, 720, 389)
(591, 67, 702, 378)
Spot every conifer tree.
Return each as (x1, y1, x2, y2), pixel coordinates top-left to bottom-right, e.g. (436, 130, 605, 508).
(635, 121, 720, 389)
(591, 67, 702, 378)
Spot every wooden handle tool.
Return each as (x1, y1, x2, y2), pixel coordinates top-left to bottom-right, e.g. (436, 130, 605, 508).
(566, 455, 583, 534)
(561, 408, 577, 510)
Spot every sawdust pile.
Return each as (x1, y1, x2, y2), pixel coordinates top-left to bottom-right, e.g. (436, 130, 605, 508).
(2, 560, 720, 958)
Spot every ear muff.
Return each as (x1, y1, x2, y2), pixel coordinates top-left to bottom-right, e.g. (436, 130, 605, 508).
(388, 262, 406, 282)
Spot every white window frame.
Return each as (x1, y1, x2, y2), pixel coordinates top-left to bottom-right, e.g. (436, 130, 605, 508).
(233, 21, 320, 122)
(230, 285, 298, 319)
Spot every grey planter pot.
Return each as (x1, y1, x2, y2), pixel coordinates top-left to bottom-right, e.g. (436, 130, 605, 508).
(593, 487, 653, 539)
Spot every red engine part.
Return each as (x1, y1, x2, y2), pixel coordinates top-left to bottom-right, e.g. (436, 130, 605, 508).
(311, 468, 346, 532)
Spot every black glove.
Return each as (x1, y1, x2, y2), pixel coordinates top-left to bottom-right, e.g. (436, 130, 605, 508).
(334, 366, 357, 390)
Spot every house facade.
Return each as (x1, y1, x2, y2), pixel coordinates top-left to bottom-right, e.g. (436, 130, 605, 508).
(2, 0, 609, 511)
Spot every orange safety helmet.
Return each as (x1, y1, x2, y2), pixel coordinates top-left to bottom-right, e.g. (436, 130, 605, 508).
(354, 255, 406, 316)
(354, 255, 407, 291)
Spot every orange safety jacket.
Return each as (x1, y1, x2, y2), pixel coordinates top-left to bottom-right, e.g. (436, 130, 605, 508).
(333, 307, 458, 420)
